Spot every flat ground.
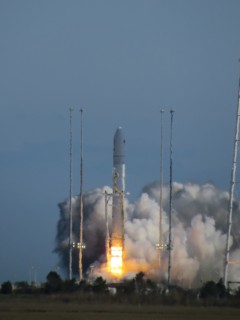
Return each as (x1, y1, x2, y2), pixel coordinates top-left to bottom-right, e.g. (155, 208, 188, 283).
(0, 296, 240, 320)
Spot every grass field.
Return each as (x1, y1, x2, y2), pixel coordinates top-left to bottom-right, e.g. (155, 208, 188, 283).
(0, 296, 240, 320)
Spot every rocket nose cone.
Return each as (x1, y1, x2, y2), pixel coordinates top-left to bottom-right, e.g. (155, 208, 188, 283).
(114, 127, 125, 144)
(114, 127, 125, 159)
(115, 126, 123, 136)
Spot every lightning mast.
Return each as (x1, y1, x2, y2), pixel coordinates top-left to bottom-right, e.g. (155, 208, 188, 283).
(79, 108, 84, 281)
(68, 107, 74, 280)
(156, 109, 164, 267)
(168, 110, 174, 288)
(224, 66, 240, 288)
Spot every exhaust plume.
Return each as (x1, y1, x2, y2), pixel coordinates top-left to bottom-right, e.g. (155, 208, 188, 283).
(55, 182, 240, 287)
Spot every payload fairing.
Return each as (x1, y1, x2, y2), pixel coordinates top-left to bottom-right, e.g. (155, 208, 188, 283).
(110, 127, 126, 276)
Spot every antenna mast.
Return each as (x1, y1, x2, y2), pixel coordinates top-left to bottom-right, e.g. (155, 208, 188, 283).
(69, 107, 74, 280)
(224, 65, 240, 287)
(168, 109, 174, 288)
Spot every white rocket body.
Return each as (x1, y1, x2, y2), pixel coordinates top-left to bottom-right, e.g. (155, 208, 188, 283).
(111, 127, 125, 248)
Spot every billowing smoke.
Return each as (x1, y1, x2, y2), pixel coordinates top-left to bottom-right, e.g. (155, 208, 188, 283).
(55, 182, 240, 287)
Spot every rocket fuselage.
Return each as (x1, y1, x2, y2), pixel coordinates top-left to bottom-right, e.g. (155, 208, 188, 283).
(111, 127, 125, 248)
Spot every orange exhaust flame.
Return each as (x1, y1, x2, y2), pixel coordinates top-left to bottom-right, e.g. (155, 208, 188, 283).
(110, 246, 123, 276)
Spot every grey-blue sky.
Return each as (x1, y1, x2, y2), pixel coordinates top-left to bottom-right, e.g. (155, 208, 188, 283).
(0, 0, 240, 282)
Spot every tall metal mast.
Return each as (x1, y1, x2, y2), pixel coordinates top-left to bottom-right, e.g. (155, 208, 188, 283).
(79, 108, 84, 281)
(156, 109, 164, 267)
(224, 67, 240, 288)
(68, 107, 74, 280)
(168, 109, 174, 288)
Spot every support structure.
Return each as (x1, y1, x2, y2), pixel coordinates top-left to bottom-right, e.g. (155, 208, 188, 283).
(224, 68, 240, 288)
(105, 190, 112, 266)
(68, 107, 74, 280)
(168, 110, 174, 288)
(113, 172, 125, 254)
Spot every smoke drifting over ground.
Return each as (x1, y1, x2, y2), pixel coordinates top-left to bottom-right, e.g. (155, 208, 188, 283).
(55, 182, 240, 287)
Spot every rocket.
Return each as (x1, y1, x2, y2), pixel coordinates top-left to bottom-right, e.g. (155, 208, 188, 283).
(110, 127, 126, 276)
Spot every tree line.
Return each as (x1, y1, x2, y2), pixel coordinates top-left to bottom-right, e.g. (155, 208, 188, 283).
(1, 271, 240, 306)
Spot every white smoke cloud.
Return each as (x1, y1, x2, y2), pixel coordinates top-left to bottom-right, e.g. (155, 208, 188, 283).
(55, 181, 240, 287)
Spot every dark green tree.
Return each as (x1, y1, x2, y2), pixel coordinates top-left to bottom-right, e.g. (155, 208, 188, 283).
(1, 281, 13, 294)
(216, 278, 227, 298)
(45, 271, 63, 293)
(135, 272, 145, 293)
(92, 276, 107, 293)
(123, 279, 135, 294)
(200, 280, 227, 299)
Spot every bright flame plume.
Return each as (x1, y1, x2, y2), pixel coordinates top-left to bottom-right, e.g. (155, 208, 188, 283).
(110, 246, 123, 276)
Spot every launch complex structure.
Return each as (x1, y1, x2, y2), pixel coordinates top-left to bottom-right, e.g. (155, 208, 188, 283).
(68, 112, 176, 281)
(67, 86, 240, 285)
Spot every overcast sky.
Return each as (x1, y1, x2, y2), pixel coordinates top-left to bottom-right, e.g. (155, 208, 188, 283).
(0, 0, 240, 283)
